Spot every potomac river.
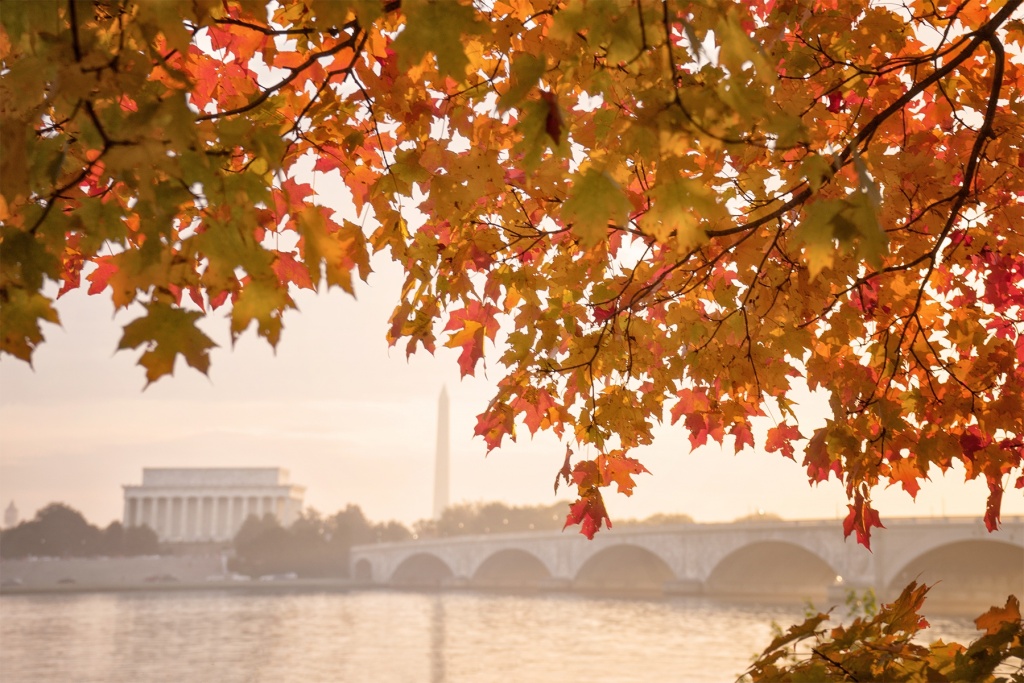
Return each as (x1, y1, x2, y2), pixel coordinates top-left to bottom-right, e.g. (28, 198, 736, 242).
(0, 588, 980, 683)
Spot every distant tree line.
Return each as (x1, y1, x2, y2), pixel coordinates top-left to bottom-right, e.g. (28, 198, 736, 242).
(229, 505, 411, 578)
(0, 503, 158, 559)
(414, 502, 696, 538)
(412, 501, 568, 538)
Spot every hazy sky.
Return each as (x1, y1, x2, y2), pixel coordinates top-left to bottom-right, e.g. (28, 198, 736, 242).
(2, 247, 1020, 531)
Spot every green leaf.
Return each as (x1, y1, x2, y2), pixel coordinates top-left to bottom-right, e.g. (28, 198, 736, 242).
(230, 277, 293, 347)
(499, 53, 546, 111)
(0, 287, 60, 363)
(640, 177, 713, 248)
(392, 0, 487, 80)
(847, 191, 888, 270)
(117, 302, 217, 386)
(801, 155, 833, 192)
(561, 169, 632, 248)
(796, 199, 843, 277)
(717, 15, 772, 83)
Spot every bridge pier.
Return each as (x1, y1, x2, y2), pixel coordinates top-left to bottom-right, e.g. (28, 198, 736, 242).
(441, 576, 470, 589)
(663, 579, 704, 596)
(826, 578, 875, 604)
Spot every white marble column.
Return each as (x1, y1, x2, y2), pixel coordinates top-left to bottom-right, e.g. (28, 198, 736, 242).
(203, 496, 212, 539)
(221, 496, 228, 539)
(224, 497, 233, 540)
(196, 496, 204, 539)
(211, 496, 220, 540)
(156, 498, 166, 539)
(189, 497, 197, 540)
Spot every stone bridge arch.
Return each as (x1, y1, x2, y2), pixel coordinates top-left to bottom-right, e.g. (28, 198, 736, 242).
(884, 539, 1024, 611)
(676, 524, 864, 585)
(470, 548, 552, 588)
(568, 533, 680, 579)
(352, 557, 372, 582)
(879, 523, 1024, 589)
(573, 543, 676, 594)
(705, 540, 838, 602)
(389, 551, 455, 586)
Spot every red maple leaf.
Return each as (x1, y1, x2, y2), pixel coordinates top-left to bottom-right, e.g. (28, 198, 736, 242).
(731, 422, 755, 453)
(444, 301, 500, 376)
(765, 423, 803, 460)
(474, 402, 515, 452)
(984, 476, 1003, 532)
(564, 487, 610, 539)
(86, 256, 118, 296)
(598, 451, 649, 496)
(842, 489, 885, 550)
(554, 444, 573, 494)
(272, 250, 314, 290)
(803, 428, 841, 483)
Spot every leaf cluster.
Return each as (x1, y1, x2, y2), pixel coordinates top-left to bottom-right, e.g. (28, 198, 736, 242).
(744, 583, 1024, 682)
(2, 0, 1023, 544)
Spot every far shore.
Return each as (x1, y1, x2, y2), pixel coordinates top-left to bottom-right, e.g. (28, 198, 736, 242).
(0, 576, 363, 596)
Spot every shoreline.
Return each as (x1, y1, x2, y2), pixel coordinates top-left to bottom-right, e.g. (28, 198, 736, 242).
(0, 576, 363, 596)
(0, 577, 999, 618)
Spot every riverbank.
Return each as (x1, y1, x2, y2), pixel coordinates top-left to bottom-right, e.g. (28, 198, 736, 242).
(0, 575, 361, 596)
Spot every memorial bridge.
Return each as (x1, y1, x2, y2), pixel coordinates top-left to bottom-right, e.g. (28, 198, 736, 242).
(351, 516, 1024, 605)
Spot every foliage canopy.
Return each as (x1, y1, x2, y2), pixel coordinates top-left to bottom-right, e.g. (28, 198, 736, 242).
(2, 0, 1023, 545)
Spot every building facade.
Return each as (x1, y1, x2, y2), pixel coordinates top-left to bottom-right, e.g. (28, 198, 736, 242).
(123, 468, 305, 542)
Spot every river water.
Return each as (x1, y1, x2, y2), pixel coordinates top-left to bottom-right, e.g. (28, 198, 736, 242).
(0, 589, 978, 682)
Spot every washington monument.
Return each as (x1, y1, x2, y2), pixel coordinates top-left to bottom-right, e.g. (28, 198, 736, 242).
(433, 386, 450, 519)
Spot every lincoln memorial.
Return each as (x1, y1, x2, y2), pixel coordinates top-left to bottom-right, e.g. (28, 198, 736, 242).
(122, 468, 305, 542)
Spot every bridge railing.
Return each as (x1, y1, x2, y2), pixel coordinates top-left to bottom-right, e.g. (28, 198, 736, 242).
(350, 515, 1024, 553)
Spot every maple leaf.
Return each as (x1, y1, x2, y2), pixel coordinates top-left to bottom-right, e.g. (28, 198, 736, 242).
(560, 169, 631, 248)
(554, 444, 573, 494)
(842, 489, 885, 550)
(764, 423, 802, 460)
(474, 401, 515, 452)
(271, 251, 314, 290)
(974, 595, 1021, 636)
(885, 457, 922, 499)
(803, 428, 841, 483)
(391, 0, 486, 80)
(230, 278, 293, 347)
(0, 288, 60, 363)
(984, 476, 1003, 532)
(539, 90, 563, 145)
(730, 422, 755, 454)
(598, 451, 649, 496)
(444, 301, 500, 377)
(562, 460, 613, 538)
(117, 303, 217, 386)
